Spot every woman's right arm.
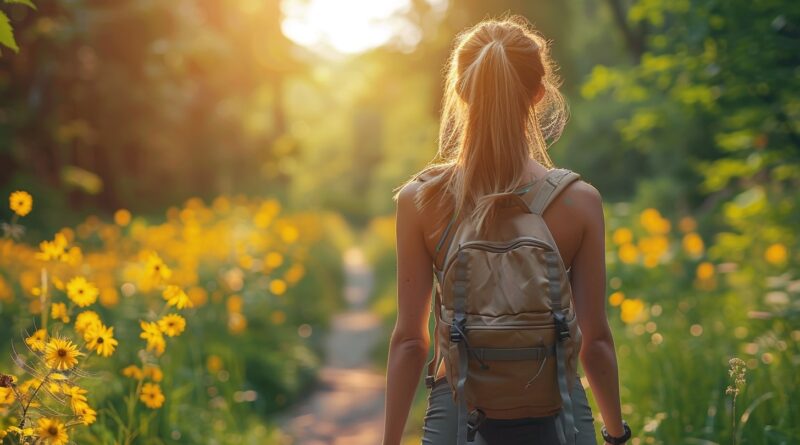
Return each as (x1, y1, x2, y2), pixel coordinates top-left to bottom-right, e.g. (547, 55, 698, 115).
(570, 182, 626, 442)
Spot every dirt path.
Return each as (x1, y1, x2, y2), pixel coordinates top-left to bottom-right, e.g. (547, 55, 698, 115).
(275, 246, 386, 445)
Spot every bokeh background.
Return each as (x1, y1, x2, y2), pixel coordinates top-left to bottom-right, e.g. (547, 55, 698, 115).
(0, 0, 798, 444)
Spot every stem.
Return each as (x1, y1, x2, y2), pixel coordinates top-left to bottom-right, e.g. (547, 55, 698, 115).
(40, 267, 49, 333)
(19, 369, 53, 428)
(731, 395, 737, 445)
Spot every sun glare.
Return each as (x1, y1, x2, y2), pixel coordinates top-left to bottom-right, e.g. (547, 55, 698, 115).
(281, 0, 446, 55)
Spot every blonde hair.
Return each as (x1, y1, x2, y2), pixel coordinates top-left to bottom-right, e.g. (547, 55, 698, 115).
(394, 15, 569, 238)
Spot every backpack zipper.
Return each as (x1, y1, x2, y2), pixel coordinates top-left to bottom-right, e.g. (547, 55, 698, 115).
(458, 237, 554, 253)
(441, 236, 555, 276)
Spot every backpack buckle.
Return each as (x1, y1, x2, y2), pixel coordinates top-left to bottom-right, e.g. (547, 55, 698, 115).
(450, 318, 466, 343)
(425, 375, 436, 388)
(467, 408, 487, 441)
(552, 311, 570, 342)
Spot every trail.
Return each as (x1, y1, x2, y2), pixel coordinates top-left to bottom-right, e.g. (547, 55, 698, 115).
(275, 246, 386, 445)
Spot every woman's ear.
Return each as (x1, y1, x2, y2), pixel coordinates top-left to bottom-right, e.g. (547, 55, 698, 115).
(532, 84, 545, 105)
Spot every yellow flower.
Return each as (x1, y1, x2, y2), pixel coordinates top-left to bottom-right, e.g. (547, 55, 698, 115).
(145, 251, 172, 282)
(618, 243, 639, 264)
(682, 232, 705, 257)
(139, 321, 165, 356)
(620, 298, 646, 324)
(609, 291, 625, 307)
(139, 382, 165, 409)
(122, 365, 144, 380)
(678, 216, 697, 233)
(143, 365, 163, 382)
(226, 295, 243, 313)
(36, 418, 69, 445)
(7, 425, 34, 438)
(25, 328, 47, 352)
(764, 243, 788, 265)
(75, 311, 102, 338)
(280, 225, 299, 243)
(639, 208, 670, 235)
(157, 314, 186, 337)
(66, 276, 99, 307)
(269, 279, 287, 296)
(696, 262, 715, 280)
(44, 337, 83, 371)
(76, 403, 97, 425)
(284, 263, 305, 283)
(0, 387, 15, 405)
(206, 355, 223, 373)
(265, 252, 284, 268)
(84, 323, 118, 357)
(114, 208, 132, 226)
(9, 191, 33, 217)
(612, 227, 633, 245)
(162, 285, 192, 309)
(50, 302, 70, 323)
(35, 233, 69, 262)
(63, 384, 88, 413)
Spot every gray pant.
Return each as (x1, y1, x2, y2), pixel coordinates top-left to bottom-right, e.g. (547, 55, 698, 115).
(421, 377, 597, 445)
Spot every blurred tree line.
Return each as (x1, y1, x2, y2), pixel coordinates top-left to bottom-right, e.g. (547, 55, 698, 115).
(1, 0, 797, 231)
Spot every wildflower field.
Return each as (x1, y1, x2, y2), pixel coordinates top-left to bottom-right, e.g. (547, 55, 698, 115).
(1, 0, 798, 444)
(0, 193, 349, 444)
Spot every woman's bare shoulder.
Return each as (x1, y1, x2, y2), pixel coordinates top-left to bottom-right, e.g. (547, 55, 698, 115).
(564, 178, 604, 224)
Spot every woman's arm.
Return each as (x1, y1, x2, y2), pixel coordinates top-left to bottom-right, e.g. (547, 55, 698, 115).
(569, 183, 626, 441)
(382, 182, 434, 445)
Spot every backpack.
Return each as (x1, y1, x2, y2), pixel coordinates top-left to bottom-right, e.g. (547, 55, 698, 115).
(415, 167, 583, 445)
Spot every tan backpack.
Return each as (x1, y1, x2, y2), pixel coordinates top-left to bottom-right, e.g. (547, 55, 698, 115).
(415, 167, 583, 445)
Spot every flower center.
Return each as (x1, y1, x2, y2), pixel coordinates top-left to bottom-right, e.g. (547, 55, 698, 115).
(57, 348, 67, 357)
(48, 426, 58, 435)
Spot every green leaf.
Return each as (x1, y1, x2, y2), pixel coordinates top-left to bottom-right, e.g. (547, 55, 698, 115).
(0, 11, 19, 53)
(4, 0, 37, 9)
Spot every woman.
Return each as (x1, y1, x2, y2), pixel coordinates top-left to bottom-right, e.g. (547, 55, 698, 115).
(383, 16, 628, 445)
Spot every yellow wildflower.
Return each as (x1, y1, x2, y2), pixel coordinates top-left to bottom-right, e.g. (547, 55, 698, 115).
(620, 298, 646, 324)
(269, 279, 287, 296)
(6, 426, 34, 439)
(63, 384, 88, 413)
(764, 243, 788, 265)
(206, 355, 223, 373)
(25, 328, 47, 352)
(114, 208, 132, 226)
(271, 310, 286, 325)
(265, 252, 284, 268)
(145, 251, 172, 282)
(84, 323, 118, 357)
(162, 285, 192, 309)
(66, 276, 99, 307)
(682, 232, 705, 257)
(609, 291, 625, 307)
(9, 191, 33, 217)
(35, 233, 69, 262)
(50, 302, 70, 323)
(139, 382, 165, 409)
(639, 208, 670, 234)
(226, 295, 243, 313)
(44, 337, 83, 371)
(284, 263, 305, 283)
(0, 387, 15, 405)
(139, 321, 165, 356)
(36, 418, 69, 445)
(158, 314, 186, 337)
(74, 310, 102, 337)
(143, 365, 163, 382)
(122, 365, 144, 380)
(612, 227, 633, 245)
(696, 262, 715, 280)
(678, 216, 697, 233)
(618, 243, 639, 264)
(76, 403, 97, 425)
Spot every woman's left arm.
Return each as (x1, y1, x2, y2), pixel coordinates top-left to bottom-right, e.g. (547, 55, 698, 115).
(382, 182, 434, 445)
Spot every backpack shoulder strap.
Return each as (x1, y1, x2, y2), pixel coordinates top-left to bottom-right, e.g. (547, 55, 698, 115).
(528, 168, 581, 215)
